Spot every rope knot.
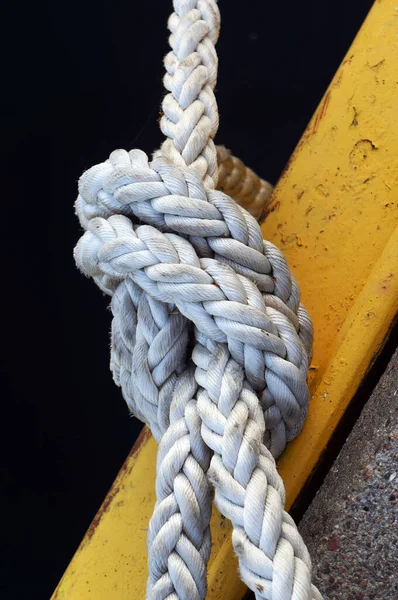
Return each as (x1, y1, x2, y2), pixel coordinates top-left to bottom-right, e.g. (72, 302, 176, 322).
(75, 149, 312, 456)
(74, 1, 322, 597)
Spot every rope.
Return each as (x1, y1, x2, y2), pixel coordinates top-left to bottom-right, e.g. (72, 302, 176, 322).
(74, 1, 322, 598)
(216, 146, 273, 222)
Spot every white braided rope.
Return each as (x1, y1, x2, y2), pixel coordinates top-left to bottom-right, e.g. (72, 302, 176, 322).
(74, 1, 322, 598)
(157, 0, 220, 188)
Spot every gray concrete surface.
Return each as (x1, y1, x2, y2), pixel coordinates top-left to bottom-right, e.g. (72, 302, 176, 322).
(301, 347, 398, 599)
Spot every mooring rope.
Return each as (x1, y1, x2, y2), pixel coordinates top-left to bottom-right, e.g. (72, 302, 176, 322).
(74, 2, 322, 598)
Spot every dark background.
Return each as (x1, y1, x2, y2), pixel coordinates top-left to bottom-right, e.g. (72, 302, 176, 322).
(2, 1, 374, 597)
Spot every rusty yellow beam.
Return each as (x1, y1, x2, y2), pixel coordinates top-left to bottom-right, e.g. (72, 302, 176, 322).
(52, 1, 398, 598)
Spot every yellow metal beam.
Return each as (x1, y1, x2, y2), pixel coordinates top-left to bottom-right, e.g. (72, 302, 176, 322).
(52, 1, 398, 598)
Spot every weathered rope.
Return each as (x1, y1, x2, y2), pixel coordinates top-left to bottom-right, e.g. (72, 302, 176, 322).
(74, 1, 322, 598)
(216, 146, 273, 222)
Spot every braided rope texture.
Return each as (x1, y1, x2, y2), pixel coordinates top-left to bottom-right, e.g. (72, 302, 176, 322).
(217, 146, 273, 223)
(74, 1, 322, 599)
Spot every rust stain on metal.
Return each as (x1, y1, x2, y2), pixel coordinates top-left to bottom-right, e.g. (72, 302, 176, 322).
(350, 106, 359, 127)
(126, 426, 152, 469)
(259, 198, 280, 222)
(332, 69, 344, 89)
(278, 152, 296, 181)
(312, 90, 331, 135)
(342, 53, 355, 67)
(85, 486, 120, 542)
(367, 58, 385, 70)
(349, 139, 378, 167)
(83, 427, 152, 543)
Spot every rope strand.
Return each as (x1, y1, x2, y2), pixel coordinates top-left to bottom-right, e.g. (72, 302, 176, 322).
(217, 146, 273, 222)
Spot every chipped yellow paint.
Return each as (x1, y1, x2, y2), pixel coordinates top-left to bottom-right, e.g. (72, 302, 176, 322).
(52, 1, 398, 598)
